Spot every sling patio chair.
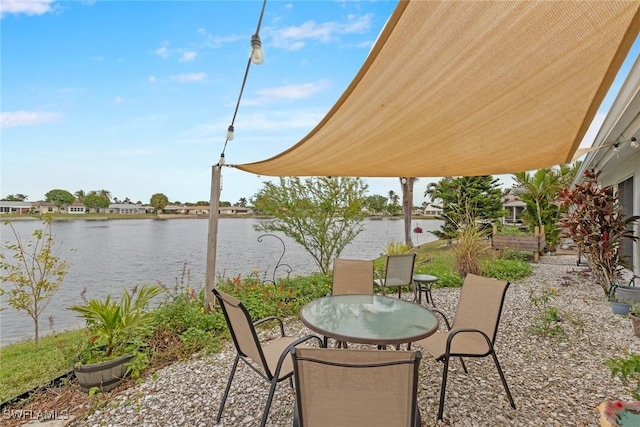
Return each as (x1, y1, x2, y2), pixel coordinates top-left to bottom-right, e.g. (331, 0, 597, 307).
(212, 288, 324, 427)
(330, 258, 375, 348)
(413, 273, 516, 421)
(290, 347, 422, 427)
(374, 253, 416, 298)
(332, 258, 374, 296)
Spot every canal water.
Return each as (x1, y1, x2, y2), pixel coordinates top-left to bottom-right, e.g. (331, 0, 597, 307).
(0, 217, 441, 345)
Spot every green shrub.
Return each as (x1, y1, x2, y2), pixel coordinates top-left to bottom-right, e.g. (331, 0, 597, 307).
(606, 351, 640, 400)
(216, 271, 332, 320)
(482, 258, 532, 282)
(499, 248, 534, 262)
(152, 283, 226, 360)
(529, 287, 563, 337)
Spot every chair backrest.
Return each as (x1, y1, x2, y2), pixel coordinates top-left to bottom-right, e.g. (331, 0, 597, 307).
(451, 274, 510, 344)
(291, 348, 421, 427)
(332, 259, 374, 295)
(212, 288, 269, 374)
(383, 254, 416, 287)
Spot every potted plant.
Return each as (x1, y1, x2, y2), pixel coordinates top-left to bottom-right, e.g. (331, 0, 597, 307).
(68, 284, 164, 392)
(558, 169, 639, 298)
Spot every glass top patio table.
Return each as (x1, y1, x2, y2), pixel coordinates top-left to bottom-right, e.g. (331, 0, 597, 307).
(300, 294, 439, 346)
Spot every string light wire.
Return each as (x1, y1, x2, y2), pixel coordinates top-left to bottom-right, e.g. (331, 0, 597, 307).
(218, 0, 267, 165)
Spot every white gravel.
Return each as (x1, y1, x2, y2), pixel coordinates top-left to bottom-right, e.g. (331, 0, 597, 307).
(70, 255, 640, 427)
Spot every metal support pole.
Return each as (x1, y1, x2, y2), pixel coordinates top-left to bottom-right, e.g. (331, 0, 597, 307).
(205, 165, 222, 311)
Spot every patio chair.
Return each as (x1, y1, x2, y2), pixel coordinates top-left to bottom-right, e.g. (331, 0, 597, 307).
(413, 273, 516, 420)
(374, 253, 416, 298)
(330, 258, 374, 348)
(332, 258, 374, 296)
(212, 288, 324, 427)
(290, 347, 422, 427)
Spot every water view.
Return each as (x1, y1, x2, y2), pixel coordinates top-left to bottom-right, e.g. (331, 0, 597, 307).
(0, 217, 441, 345)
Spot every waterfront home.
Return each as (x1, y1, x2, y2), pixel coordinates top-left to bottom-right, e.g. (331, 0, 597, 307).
(574, 53, 640, 278)
(0, 201, 32, 214)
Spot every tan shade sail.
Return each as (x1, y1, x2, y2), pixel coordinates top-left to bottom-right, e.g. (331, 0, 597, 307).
(234, 0, 640, 178)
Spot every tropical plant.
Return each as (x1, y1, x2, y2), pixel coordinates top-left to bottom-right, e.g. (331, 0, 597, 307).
(68, 284, 165, 366)
(0, 217, 72, 350)
(451, 211, 490, 278)
(558, 169, 639, 296)
(252, 176, 368, 275)
(513, 164, 579, 252)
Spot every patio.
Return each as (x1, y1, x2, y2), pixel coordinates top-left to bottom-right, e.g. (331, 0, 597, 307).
(72, 255, 639, 427)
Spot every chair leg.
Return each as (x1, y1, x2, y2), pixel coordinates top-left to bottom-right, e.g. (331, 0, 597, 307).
(459, 357, 468, 374)
(259, 378, 280, 427)
(437, 356, 450, 420)
(490, 350, 516, 409)
(216, 354, 240, 422)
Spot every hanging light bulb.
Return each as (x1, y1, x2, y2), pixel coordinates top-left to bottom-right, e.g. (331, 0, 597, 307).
(226, 125, 234, 141)
(631, 137, 639, 149)
(250, 34, 264, 65)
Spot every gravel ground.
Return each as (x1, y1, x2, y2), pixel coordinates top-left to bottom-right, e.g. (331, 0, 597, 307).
(70, 256, 640, 427)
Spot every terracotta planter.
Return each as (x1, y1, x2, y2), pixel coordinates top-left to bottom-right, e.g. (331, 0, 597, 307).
(631, 313, 640, 339)
(74, 354, 134, 392)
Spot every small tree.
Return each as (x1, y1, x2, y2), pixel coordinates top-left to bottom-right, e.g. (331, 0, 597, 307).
(45, 189, 75, 209)
(558, 169, 639, 296)
(84, 193, 110, 212)
(150, 193, 169, 214)
(0, 217, 72, 350)
(252, 177, 368, 275)
(426, 175, 504, 241)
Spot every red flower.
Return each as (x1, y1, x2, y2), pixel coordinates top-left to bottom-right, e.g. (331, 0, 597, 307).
(413, 226, 423, 234)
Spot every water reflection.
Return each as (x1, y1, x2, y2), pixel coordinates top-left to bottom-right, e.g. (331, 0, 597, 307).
(301, 295, 437, 343)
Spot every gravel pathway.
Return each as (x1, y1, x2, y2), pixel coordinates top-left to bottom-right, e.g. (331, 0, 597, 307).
(71, 256, 639, 427)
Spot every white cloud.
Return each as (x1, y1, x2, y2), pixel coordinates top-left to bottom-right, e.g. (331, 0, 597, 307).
(256, 80, 331, 101)
(148, 75, 157, 83)
(270, 14, 372, 50)
(155, 41, 170, 59)
(171, 73, 207, 83)
(0, 0, 55, 18)
(114, 96, 123, 104)
(180, 51, 197, 62)
(0, 110, 60, 129)
(197, 28, 244, 48)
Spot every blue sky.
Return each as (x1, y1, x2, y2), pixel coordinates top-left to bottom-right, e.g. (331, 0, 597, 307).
(1, 0, 638, 206)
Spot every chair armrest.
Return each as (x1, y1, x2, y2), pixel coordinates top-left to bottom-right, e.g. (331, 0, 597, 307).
(253, 316, 285, 336)
(444, 328, 493, 355)
(431, 308, 452, 330)
(272, 334, 326, 379)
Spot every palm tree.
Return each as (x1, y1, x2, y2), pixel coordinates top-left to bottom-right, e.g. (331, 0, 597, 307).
(98, 189, 112, 202)
(74, 190, 86, 203)
(512, 165, 578, 251)
(400, 177, 417, 246)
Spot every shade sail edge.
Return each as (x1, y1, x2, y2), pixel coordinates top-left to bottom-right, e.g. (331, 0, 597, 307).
(233, 0, 640, 178)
